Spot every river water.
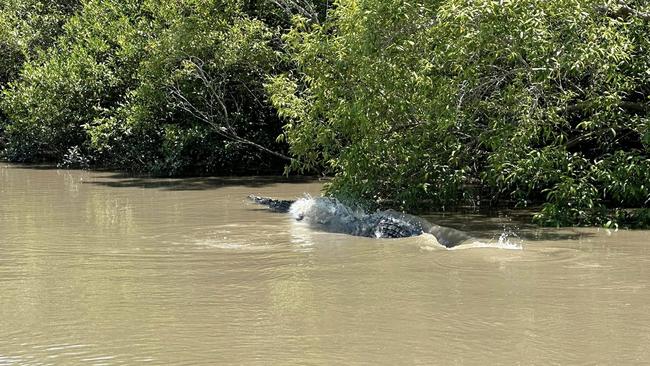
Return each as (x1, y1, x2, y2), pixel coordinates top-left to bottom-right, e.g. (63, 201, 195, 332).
(1, 163, 649, 365)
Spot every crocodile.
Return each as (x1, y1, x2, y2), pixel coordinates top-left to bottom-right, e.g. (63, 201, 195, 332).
(248, 195, 472, 248)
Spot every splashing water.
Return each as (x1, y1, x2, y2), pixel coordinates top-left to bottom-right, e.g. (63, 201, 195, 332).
(259, 194, 524, 249)
(494, 227, 524, 250)
(445, 227, 524, 251)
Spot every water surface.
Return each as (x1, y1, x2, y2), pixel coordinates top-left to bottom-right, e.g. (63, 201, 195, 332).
(1, 164, 649, 365)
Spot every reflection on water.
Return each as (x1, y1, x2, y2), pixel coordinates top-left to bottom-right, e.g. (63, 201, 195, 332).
(1, 163, 650, 365)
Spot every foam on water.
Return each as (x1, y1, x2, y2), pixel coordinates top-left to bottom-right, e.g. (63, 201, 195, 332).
(449, 228, 524, 250)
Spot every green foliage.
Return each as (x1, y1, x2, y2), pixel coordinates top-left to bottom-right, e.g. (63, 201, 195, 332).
(269, 0, 467, 209)
(0, 0, 80, 149)
(1, 0, 148, 162)
(1, 0, 290, 174)
(1, 0, 649, 227)
(108, 0, 287, 175)
(270, 0, 650, 225)
(0, 0, 79, 86)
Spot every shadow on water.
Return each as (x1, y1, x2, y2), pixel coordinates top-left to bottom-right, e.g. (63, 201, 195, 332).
(3, 162, 322, 191)
(85, 173, 322, 191)
(2, 162, 62, 170)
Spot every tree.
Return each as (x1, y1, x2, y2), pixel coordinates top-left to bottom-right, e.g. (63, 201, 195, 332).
(1, 0, 293, 174)
(269, 0, 650, 226)
(0, 0, 79, 86)
(88, 0, 291, 175)
(0, 0, 80, 149)
(1, 0, 148, 162)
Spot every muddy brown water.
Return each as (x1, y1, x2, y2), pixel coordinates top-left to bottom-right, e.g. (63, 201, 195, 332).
(1, 164, 649, 365)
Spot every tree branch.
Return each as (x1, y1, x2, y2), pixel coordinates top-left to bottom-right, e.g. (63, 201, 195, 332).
(167, 59, 295, 163)
(270, 0, 321, 23)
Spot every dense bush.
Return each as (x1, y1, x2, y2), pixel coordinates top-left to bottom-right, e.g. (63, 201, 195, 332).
(1, 0, 148, 162)
(269, 0, 649, 225)
(82, 0, 291, 175)
(0, 0, 79, 86)
(1, 0, 648, 226)
(1, 0, 293, 174)
(0, 0, 79, 148)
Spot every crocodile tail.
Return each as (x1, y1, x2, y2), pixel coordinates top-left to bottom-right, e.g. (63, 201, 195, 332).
(248, 195, 294, 213)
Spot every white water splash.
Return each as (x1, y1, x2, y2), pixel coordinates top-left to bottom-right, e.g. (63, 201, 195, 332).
(445, 228, 524, 251)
